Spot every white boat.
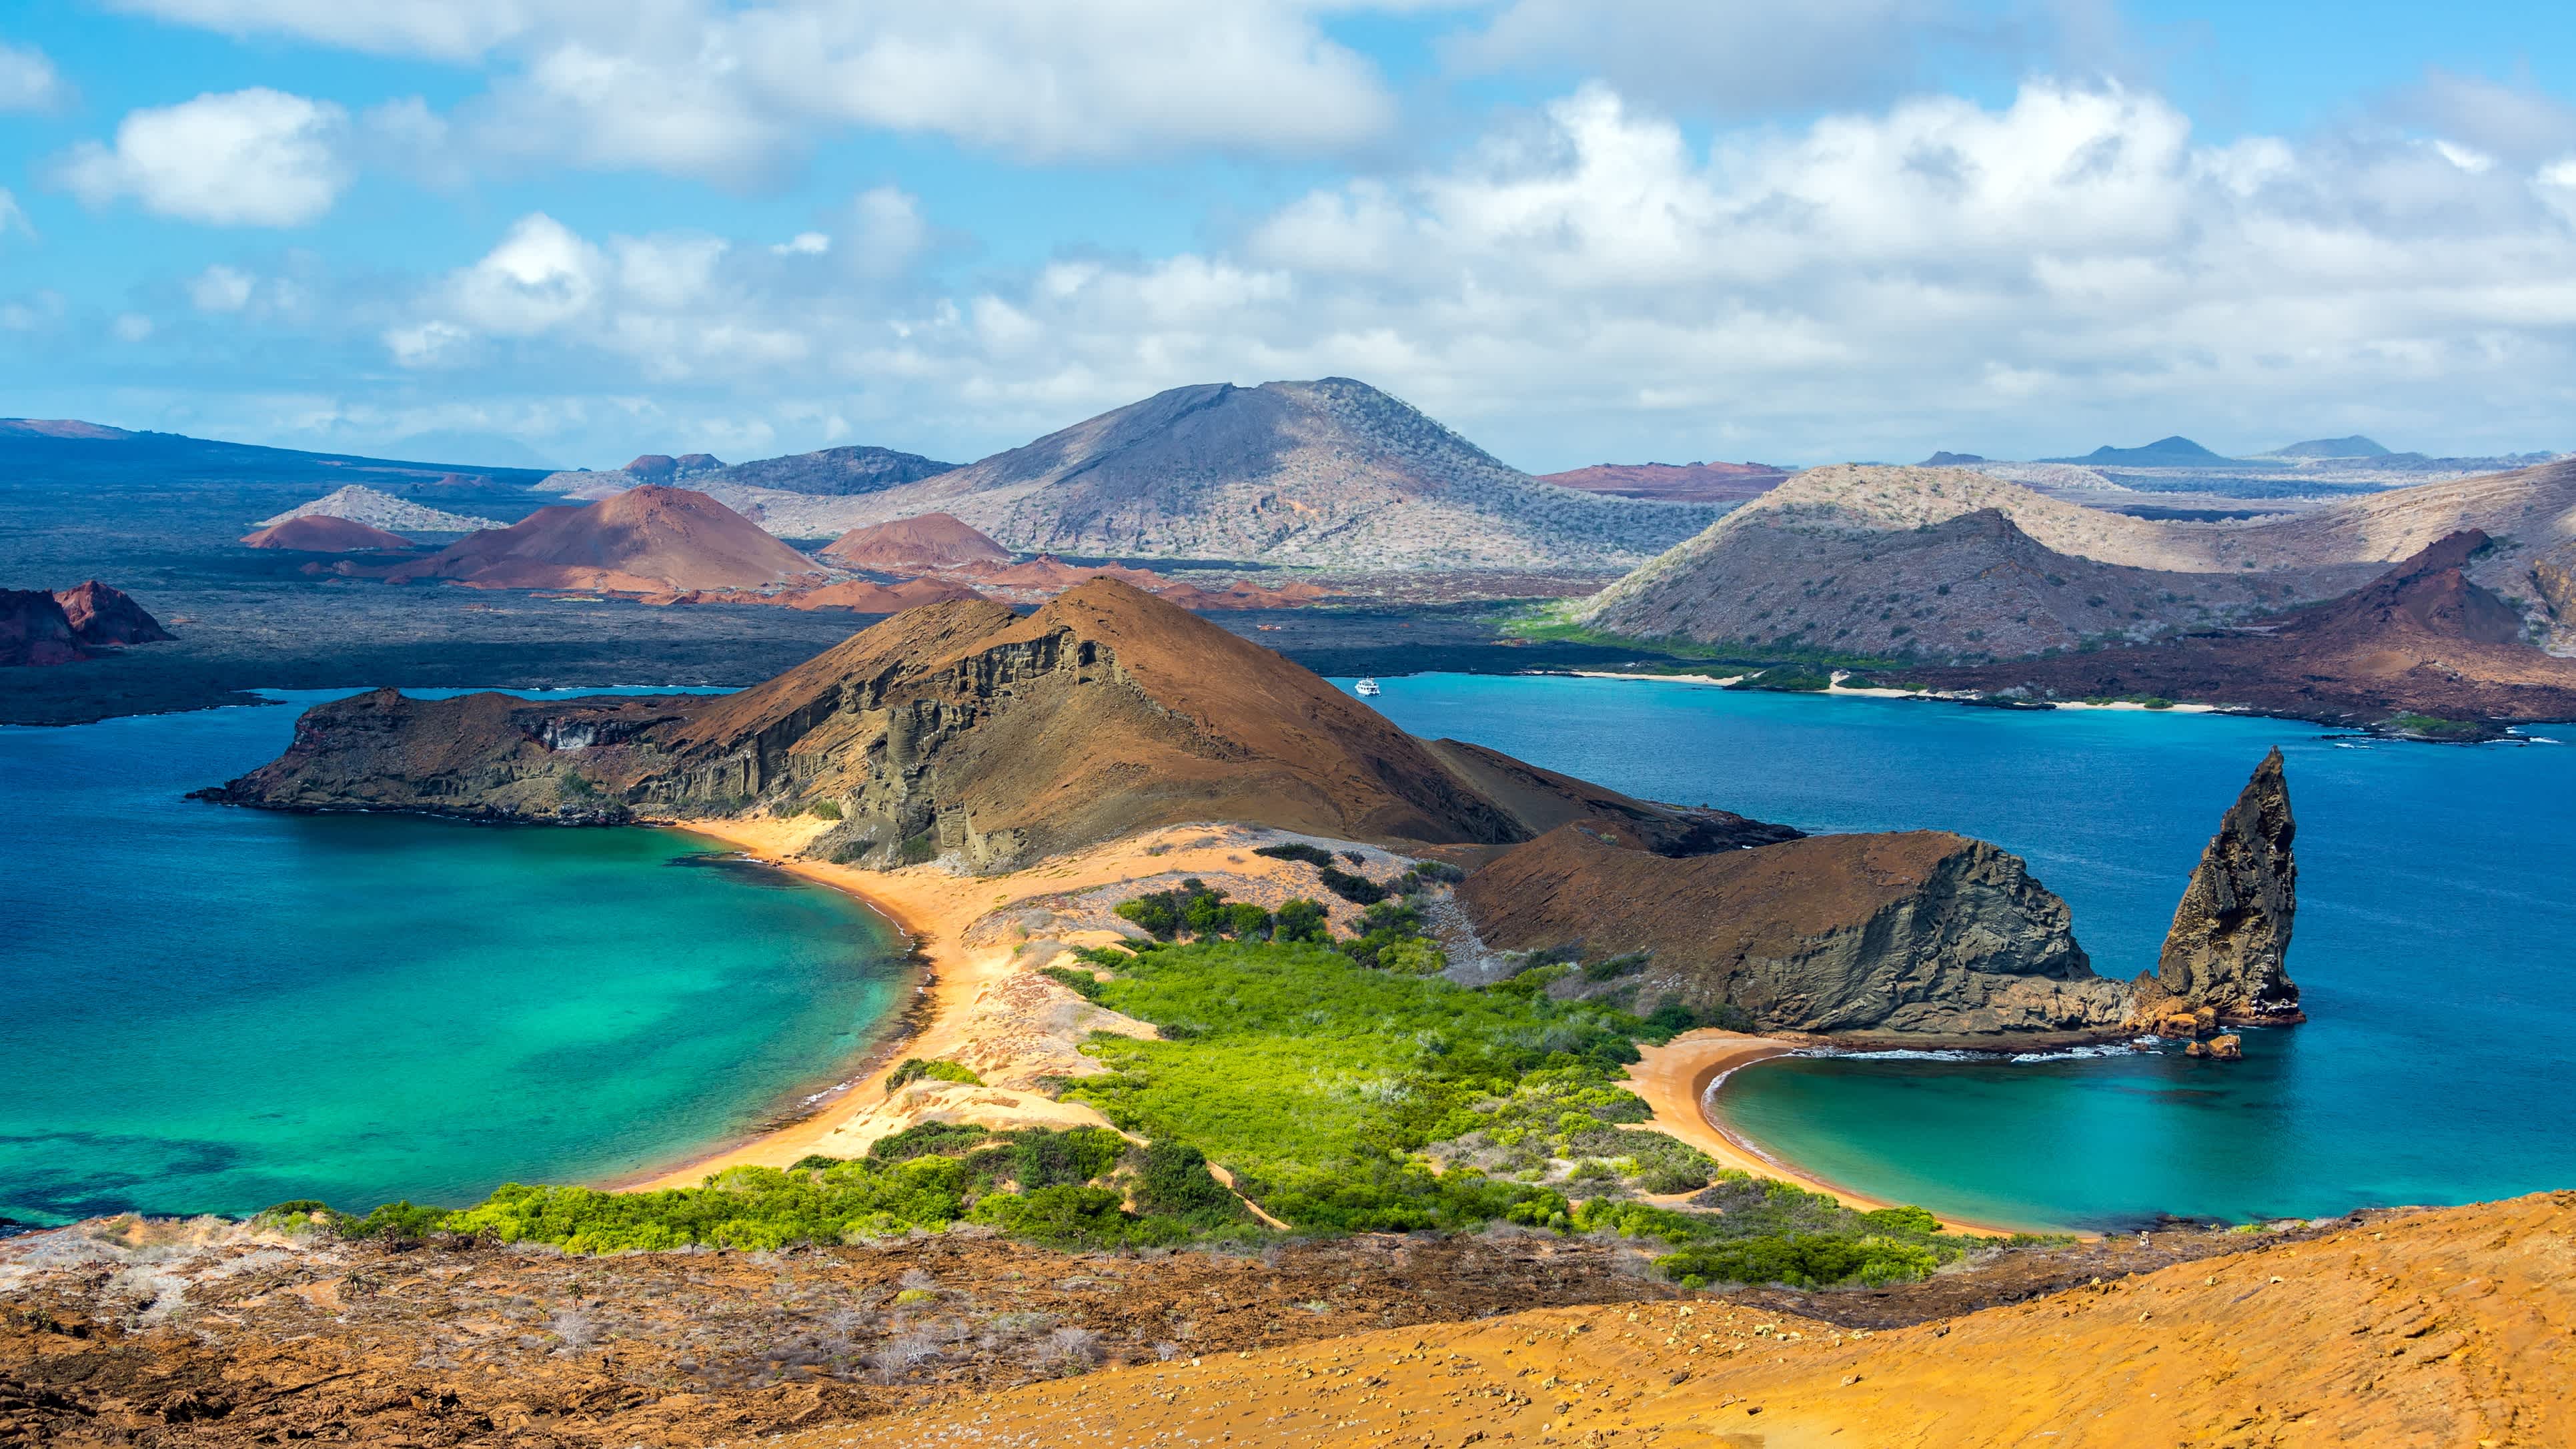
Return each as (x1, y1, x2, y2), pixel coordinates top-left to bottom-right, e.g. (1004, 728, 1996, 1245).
(1354, 677, 1381, 696)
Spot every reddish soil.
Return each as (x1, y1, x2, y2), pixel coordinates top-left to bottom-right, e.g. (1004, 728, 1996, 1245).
(387, 486, 818, 594)
(51, 581, 173, 646)
(240, 516, 418, 552)
(818, 514, 1009, 571)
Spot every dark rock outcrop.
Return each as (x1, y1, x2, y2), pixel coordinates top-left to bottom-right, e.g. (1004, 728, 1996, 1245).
(1457, 823, 2131, 1039)
(2136, 749, 2301, 1025)
(1, 589, 85, 666)
(54, 581, 175, 646)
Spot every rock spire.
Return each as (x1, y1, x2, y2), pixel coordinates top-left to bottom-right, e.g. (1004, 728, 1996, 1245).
(2140, 748, 2301, 1025)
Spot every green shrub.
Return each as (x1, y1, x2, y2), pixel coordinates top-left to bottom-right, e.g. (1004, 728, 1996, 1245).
(1654, 1234, 1943, 1290)
(1376, 938, 1449, 975)
(1315, 864, 1387, 905)
(1135, 1139, 1240, 1219)
(896, 830, 939, 865)
(1581, 953, 1649, 982)
(804, 799, 844, 820)
(1040, 964, 1108, 1001)
(1253, 842, 1335, 867)
(555, 773, 598, 803)
(1273, 899, 1329, 943)
(866, 1120, 991, 1163)
(886, 1057, 984, 1094)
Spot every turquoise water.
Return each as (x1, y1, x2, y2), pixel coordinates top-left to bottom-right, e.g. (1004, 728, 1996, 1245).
(1357, 674, 2576, 1232)
(0, 692, 909, 1228)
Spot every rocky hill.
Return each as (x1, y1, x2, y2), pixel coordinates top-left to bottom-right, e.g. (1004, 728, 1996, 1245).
(1459, 823, 2128, 1039)
(253, 484, 502, 535)
(2271, 435, 2391, 458)
(2141, 748, 2301, 1025)
(2, 581, 172, 666)
(762, 379, 1719, 569)
(1906, 530, 2576, 729)
(1535, 460, 1788, 503)
(204, 579, 1781, 869)
(239, 515, 415, 551)
(713, 444, 960, 496)
(383, 486, 818, 594)
(818, 512, 1009, 570)
(1570, 466, 2364, 659)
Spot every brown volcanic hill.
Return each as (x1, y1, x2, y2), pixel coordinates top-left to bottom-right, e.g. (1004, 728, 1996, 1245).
(1459, 823, 2128, 1038)
(53, 581, 173, 646)
(206, 579, 1786, 869)
(239, 515, 416, 551)
(818, 512, 1009, 570)
(1, 588, 85, 666)
(384, 485, 818, 593)
(773, 378, 1720, 570)
(1536, 460, 1789, 502)
(849, 1192, 2576, 1449)
(1909, 530, 2576, 728)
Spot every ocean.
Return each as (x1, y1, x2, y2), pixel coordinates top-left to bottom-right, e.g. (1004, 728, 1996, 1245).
(0, 690, 909, 1227)
(1356, 673, 2576, 1232)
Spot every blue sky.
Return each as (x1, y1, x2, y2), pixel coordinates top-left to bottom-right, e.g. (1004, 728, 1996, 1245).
(1, 1, 2573, 472)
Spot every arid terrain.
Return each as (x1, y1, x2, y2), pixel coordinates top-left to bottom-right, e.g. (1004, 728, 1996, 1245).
(811, 1191, 2576, 1449)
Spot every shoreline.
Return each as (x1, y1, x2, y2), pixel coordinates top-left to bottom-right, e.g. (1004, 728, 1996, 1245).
(602, 824, 2025, 1238)
(1555, 668, 2218, 713)
(1628, 1031, 2050, 1240)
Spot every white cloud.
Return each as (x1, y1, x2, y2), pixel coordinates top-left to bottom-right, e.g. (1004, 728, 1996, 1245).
(112, 312, 155, 342)
(56, 89, 352, 226)
(0, 189, 30, 239)
(356, 78, 2576, 467)
(115, 0, 1396, 177)
(842, 186, 924, 278)
(189, 264, 257, 311)
(772, 231, 830, 256)
(0, 41, 71, 111)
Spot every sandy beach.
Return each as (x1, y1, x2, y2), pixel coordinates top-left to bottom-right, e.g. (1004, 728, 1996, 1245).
(1555, 668, 2219, 713)
(613, 819, 1390, 1190)
(612, 819, 2036, 1239)
(1629, 1029, 2037, 1238)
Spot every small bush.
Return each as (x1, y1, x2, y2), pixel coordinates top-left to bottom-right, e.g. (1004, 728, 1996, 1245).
(805, 799, 844, 820)
(1272, 898, 1329, 943)
(1581, 953, 1649, 982)
(886, 1057, 984, 1094)
(896, 831, 939, 865)
(1253, 842, 1334, 867)
(867, 1121, 992, 1163)
(1040, 965, 1108, 1001)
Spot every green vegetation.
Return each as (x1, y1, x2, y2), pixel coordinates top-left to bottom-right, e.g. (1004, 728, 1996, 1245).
(803, 799, 844, 820)
(2383, 712, 2490, 741)
(2080, 694, 2177, 709)
(293, 871, 1978, 1291)
(554, 772, 598, 803)
(270, 1121, 1251, 1254)
(885, 1057, 983, 1094)
(1726, 666, 1832, 692)
(1499, 602, 1915, 671)
(896, 829, 940, 865)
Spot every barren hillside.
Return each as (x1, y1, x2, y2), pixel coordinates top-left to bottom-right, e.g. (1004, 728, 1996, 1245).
(762, 379, 1719, 569)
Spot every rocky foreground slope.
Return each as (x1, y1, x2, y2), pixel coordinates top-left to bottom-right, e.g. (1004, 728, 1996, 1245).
(840, 1191, 2576, 1449)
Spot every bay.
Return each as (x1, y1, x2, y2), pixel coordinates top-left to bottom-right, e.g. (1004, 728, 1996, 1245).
(0, 690, 909, 1227)
(1355, 673, 2576, 1231)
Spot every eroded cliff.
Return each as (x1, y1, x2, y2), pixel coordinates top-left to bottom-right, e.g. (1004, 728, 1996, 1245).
(2138, 747, 2302, 1025)
(1457, 823, 2132, 1039)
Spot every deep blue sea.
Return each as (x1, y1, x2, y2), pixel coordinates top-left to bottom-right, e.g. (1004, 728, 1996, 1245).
(0, 690, 908, 1228)
(1357, 674, 2576, 1232)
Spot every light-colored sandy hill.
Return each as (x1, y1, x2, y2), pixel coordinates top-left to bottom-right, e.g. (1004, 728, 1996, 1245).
(253, 483, 502, 534)
(384, 485, 820, 592)
(798, 1190, 2576, 1448)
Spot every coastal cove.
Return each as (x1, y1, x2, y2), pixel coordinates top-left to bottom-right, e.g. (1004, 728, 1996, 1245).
(0, 690, 912, 1228)
(1357, 671, 2576, 1232)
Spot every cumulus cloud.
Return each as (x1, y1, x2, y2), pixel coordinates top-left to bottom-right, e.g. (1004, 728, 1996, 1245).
(0, 189, 31, 239)
(0, 40, 71, 111)
(358, 79, 2576, 466)
(56, 89, 352, 226)
(115, 0, 1396, 178)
